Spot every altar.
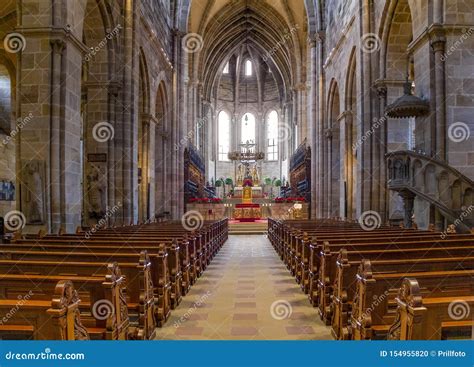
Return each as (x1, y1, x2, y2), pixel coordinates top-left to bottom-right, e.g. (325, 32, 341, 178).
(233, 203, 261, 222)
(233, 186, 263, 199)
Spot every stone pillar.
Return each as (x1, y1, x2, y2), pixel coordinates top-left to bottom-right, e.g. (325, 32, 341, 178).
(173, 29, 188, 219)
(49, 39, 65, 233)
(434, 207, 444, 231)
(376, 84, 388, 222)
(316, 31, 326, 218)
(137, 115, 157, 222)
(324, 128, 332, 217)
(400, 190, 416, 228)
(359, 0, 373, 216)
(107, 84, 118, 225)
(338, 112, 349, 218)
(340, 110, 355, 220)
(308, 35, 318, 219)
(430, 27, 447, 160)
(17, 10, 85, 233)
(121, 0, 139, 224)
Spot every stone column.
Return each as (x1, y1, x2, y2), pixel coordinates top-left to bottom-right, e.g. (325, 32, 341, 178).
(173, 29, 188, 218)
(340, 111, 354, 219)
(18, 15, 85, 233)
(138, 115, 156, 222)
(49, 39, 65, 233)
(376, 84, 388, 222)
(359, 0, 373, 216)
(107, 84, 118, 225)
(430, 27, 447, 160)
(324, 128, 332, 217)
(308, 35, 318, 218)
(316, 31, 326, 218)
(400, 190, 416, 228)
(121, 0, 139, 224)
(338, 112, 349, 218)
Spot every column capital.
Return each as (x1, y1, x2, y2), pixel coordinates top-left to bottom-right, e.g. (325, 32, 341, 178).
(428, 25, 446, 51)
(50, 38, 66, 54)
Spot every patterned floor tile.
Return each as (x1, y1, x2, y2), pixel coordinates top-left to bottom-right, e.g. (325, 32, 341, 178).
(155, 235, 333, 340)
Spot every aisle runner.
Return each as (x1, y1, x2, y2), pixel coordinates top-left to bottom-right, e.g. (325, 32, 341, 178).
(155, 234, 332, 340)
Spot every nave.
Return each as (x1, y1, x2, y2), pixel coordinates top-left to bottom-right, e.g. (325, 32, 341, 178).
(157, 234, 331, 340)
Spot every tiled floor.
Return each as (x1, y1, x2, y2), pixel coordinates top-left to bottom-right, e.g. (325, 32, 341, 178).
(155, 234, 333, 340)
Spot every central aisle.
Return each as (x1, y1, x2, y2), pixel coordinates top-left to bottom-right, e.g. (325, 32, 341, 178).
(156, 234, 333, 340)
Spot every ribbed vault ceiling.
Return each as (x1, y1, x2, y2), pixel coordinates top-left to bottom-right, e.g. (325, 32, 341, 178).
(187, 0, 308, 102)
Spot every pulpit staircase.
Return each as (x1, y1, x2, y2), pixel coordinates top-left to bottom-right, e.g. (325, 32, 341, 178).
(386, 150, 474, 232)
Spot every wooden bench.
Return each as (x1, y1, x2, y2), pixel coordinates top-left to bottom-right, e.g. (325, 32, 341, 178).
(2, 218, 228, 338)
(0, 253, 158, 338)
(0, 263, 133, 339)
(1, 280, 101, 340)
(319, 239, 474, 324)
(348, 263, 473, 340)
(387, 279, 474, 340)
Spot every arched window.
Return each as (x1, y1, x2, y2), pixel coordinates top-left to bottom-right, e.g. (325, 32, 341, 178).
(218, 111, 230, 161)
(266, 110, 279, 161)
(241, 113, 255, 145)
(223, 62, 229, 74)
(0, 65, 12, 134)
(245, 59, 252, 76)
(294, 125, 300, 150)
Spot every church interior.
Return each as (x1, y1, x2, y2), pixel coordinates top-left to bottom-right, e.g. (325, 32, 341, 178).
(0, 0, 473, 343)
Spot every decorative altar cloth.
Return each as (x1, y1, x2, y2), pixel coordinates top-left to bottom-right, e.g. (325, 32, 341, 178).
(233, 203, 261, 222)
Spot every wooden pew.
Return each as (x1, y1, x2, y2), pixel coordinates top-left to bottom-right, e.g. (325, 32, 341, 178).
(8, 219, 228, 324)
(348, 263, 474, 340)
(387, 278, 474, 340)
(320, 240, 474, 324)
(1, 280, 92, 340)
(0, 253, 157, 339)
(8, 237, 187, 305)
(0, 263, 132, 340)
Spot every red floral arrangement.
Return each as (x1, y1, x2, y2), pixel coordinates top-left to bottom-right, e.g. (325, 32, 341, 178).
(274, 197, 306, 203)
(243, 179, 253, 187)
